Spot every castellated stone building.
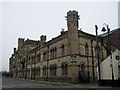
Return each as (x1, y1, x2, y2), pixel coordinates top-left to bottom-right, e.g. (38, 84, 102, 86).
(9, 10, 109, 83)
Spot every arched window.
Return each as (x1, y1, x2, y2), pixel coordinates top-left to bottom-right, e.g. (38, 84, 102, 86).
(50, 49, 52, 59)
(95, 46, 100, 57)
(37, 54, 41, 63)
(31, 68, 35, 77)
(27, 68, 30, 77)
(95, 46, 97, 56)
(50, 64, 57, 76)
(50, 47, 57, 59)
(43, 65, 47, 76)
(53, 64, 57, 76)
(43, 51, 47, 61)
(85, 44, 89, 55)
(54, 48, 57, 58)
(53, 48, 55, 58)
(50, 65, 53, 76)
(80, 63, 85, 78)
(36, 67, 40, 76)
(61, 62, 68, 75)
(61, 45, 65, 56)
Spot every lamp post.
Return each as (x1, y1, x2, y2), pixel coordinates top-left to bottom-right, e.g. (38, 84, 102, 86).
(101, 23, 114, 86)
(95, 25, 101, 85)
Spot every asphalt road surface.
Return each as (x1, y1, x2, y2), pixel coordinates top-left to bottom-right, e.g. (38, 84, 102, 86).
(2, 77, 120, 90)
(2, 77, 59, 88)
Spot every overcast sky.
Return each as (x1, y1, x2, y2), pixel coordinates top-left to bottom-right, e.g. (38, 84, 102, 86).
(1, 1, 119, 71)
(118, 1, 120, 28)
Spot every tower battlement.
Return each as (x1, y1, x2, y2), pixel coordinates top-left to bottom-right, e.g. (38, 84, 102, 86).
(66, 10, 79, 19)
(23, 38, 40, 46)
(67, 10, 78, 16)
(66, 10, 80, 28)
(40, 35, 46, 42)
(18, 38, 25, 50)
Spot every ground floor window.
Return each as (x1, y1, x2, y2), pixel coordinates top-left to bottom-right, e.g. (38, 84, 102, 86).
(35, 67, 40, 76)
(43, 66, 47, 76)
(50, 64, 57, 76)
(80, 63, 85, 78)
(61, 62, 68, 75)
(31, 68, 35, 77)
(27, 69, 30, 77)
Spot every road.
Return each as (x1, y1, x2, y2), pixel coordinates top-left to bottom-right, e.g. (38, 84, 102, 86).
(2, 77, 120, 90)
(2, 77, 58, 88)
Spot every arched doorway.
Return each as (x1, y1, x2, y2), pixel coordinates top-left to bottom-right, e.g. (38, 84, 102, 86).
(78, 63, 89, 83)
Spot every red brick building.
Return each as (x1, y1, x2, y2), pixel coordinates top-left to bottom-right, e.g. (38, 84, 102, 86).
(100, 28, 120, 54)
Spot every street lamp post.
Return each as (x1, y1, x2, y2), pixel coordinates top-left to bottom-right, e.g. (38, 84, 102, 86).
(95, 25, 101, 86)
(101, 23, 114, 86)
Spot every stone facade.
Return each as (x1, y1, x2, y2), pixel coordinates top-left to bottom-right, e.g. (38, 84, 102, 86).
(9, 10, 112, 83)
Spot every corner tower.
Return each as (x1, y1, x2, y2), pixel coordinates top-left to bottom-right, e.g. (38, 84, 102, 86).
(18, 38, 24, 50)
(66, 10, 79, 55)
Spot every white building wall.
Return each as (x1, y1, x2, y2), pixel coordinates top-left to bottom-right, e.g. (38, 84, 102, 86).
(100, 49, 120, 80)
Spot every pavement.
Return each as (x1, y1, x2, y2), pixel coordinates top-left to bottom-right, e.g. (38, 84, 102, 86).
(18, 78, 120, 89)
(29, 79, 72, 86)
(2, 77, 120, 90)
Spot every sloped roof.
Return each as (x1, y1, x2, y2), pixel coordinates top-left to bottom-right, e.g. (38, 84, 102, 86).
(99, 28, 120, 37)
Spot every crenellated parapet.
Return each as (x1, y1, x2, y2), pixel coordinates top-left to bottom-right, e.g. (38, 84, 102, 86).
(18, 38, 40, 49)
(23, 38, 40, 46)
(66, 10, 80, 27)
